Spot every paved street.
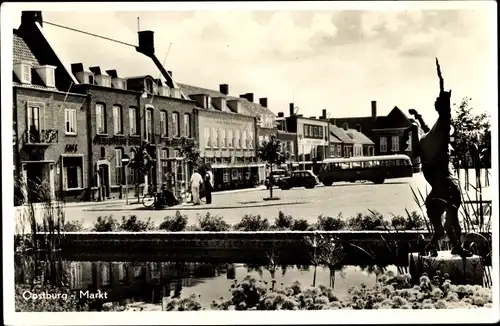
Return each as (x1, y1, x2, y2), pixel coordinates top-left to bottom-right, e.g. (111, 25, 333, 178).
(48, 174, 436, 228)
(15, 170, 491, 232)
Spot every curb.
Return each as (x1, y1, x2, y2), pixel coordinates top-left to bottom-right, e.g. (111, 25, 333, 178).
(82, 200, 310, 212)
(62, 186, 268, 208)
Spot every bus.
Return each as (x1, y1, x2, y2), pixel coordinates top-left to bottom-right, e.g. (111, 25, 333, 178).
(318, 154, 414, 186)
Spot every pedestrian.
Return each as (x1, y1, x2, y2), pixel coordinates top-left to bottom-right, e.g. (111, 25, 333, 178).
(189, 169, 203, 205)
(204, 167, 214, 204)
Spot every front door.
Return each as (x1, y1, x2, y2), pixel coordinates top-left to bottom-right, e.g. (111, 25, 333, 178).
(26, 163, 44, 203)
(99, 165, 110, 199)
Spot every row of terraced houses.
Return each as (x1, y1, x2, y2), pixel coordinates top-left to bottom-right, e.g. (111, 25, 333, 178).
(13, 11, 420, 204)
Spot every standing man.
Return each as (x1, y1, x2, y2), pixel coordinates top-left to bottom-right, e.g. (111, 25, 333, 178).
(189, 169, 203, 205)
(204, 166, 214, 204)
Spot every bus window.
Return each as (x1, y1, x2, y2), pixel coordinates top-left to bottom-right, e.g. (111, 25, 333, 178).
(352, 162, 362, 168)
(396, 160, 401, 166)
(341, 163, 350, 170)
(389, 160, 395, 166)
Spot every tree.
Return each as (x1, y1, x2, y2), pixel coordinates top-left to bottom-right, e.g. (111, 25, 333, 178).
(257, 135, 289, 199)
(176, 137, 202, 170)
(451, 97, 491, 169)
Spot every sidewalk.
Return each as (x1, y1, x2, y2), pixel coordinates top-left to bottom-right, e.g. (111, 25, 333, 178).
(64, 185, 268, 208)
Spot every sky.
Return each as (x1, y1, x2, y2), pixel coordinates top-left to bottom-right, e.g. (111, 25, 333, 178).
(8, 2, 497, 125)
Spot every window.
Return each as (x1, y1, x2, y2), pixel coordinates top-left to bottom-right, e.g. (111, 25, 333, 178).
(242, 130, 247, 149)
(380, 137, 388, 153)
(145, 108, 153, 141)
(314, 126, 319, 137)
(336, 145, 342, 157)
(220, 129, 226, 148)
(96, 104, 106, 134)
(289, 141, 294, 154)
(160, 148, 170, 181)
(160, 111, 168, 137)
(113, 106, 123, 134)
(405, 135, 412, 152)
(184, 114, 191, 137)
(228, 129, 233, 148)
(235, 129, 241, 148)
(27, 105, 40, 132)
(172, 112, 179, 137)
(248, 131, 254, 149)
(304, 125, 309, 137)
(212, 128, 219, 148)
(319, 127, 323, 138)
(391, 136, 400, 152)
(65, 108, 77, 134)
(204, 127, 211, 148)
(128, 150, 136, 184)
(129, 107, 138, 135)
(22, 64, 32, 83)
(62, 156, 83, 190)
(115, 148, 123, 185)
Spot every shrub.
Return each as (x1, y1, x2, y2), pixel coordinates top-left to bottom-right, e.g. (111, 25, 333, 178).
(92, 216, 119, 232)
(316, 214, 346, 231)
(62, 220, 85, 232)
(197, 213, 231, 232)
(119, 215, 155, 232)
(347, 211, 390, 231)
(159, 211, 188, 232)
(291, 218, 310, 231)
(235, 215, 270, 231)
(391, 211, 424, 230)
(274, 211, 294, 229)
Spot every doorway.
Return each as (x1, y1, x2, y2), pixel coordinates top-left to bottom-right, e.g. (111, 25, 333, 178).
(98, 164, 110, 199)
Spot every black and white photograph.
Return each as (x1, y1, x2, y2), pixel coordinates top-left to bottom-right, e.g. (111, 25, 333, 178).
(1, 1, 498, 325)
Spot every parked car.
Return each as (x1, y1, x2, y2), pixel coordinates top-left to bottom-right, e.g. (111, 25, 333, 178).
(265, 169, 287, 189)
(278, 170, 320, 190)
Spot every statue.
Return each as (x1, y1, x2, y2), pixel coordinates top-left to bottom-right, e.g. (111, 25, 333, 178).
(403, 58, 472, 258)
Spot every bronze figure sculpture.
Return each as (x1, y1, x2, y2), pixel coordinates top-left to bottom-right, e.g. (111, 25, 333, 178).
(403, 58, 472, 258)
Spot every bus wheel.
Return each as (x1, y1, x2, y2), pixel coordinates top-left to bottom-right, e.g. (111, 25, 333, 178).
(323, 178, 333, 186)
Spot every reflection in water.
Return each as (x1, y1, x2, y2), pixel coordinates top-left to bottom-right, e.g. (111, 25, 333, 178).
(15, 256, 397, 310)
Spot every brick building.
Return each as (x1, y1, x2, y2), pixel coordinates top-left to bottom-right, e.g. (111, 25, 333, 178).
(276, 112, 297, 170)
(179, 83, 272, 185)
(69, 66, 196, 200)
(333, 100, 423, 168)
(13, 13, 89, 203)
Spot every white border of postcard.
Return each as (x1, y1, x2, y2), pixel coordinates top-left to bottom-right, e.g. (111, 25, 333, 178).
(2, 1, 498, 325)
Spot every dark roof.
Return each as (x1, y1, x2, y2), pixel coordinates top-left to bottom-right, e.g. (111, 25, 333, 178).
(12, 29, 57, 91)
(178, 82, 276, 119)
(330, 124, 354, 144)
(177, 83, 233, 112)
(345, 129, 375, 145)
(13, 29, 40, 67)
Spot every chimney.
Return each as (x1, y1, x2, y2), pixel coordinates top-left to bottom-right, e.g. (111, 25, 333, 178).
(322, 109, 327, 119)
(343, 122, 349, 131)
(219, 84, 229, 95)
(71, 63, 84, 75)
(259, 98, 268, 108)
(289, 103, 294, 116)
(371, 100, 377, 121)
(136, 30, 155, 57)
(21, 11, 43, 28)
(277, 112, 284, 117)
(245, 93, 254, 102)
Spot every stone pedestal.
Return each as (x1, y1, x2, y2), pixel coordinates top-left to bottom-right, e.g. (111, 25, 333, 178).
(409, 250, 484, 285)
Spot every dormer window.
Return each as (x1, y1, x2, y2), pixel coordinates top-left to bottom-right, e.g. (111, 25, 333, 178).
(112, 78, 126, 90)
(35, 65, 57, 88)
(14, 61, 32, 84)
(171, 88, 180, 99)
(145, 79, 154, 94)
(95, 75, 112, 87)
(159, 86, 170, 97)
(75, 71, 95, 85)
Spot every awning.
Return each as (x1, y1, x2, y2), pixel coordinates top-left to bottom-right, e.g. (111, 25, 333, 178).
(211, 163, 266, 169)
